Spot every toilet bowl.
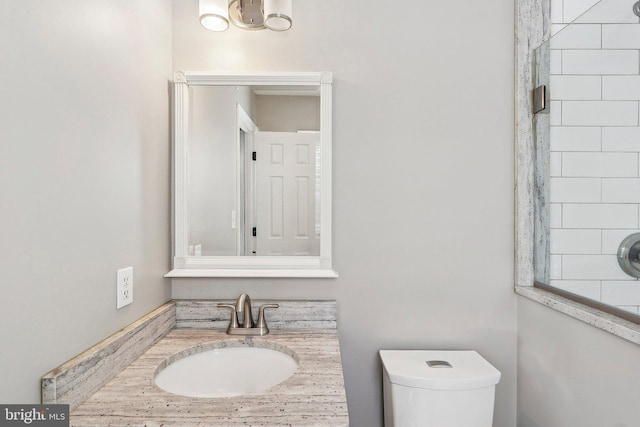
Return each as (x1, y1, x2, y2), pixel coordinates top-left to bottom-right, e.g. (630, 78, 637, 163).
(379, 350, 500, 427)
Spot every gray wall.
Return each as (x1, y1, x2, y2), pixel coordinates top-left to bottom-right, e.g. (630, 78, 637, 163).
(256, 95, 320, 132)
(171, 1, 517, 426)
(188, 85, 254, 255)
(518, 297, 640, 427)
(0, 0, 173, 403)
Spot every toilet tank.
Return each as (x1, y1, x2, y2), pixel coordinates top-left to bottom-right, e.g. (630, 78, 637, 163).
(379, 350, 501, 427)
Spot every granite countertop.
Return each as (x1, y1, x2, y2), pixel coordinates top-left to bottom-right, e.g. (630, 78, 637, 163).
(69, 328, 349, 427)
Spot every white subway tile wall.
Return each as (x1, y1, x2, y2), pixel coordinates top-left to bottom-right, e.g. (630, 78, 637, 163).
(550, 24, 602, 48)
(574, 0, 640, 23)
(562, 254, 631, 280)
(602, 24, 640, 48)
(549, 75, 601, 100)
(550, 152, 563, 176)
(602, 178, 640, 202)
(602, 127, 640, 151)
(562, 204, 638, 228)
(561, 50, 639, 75)
(561, 152, 638, 176)
(602, 76, 640, 100)
(550, 280, 602, 299)
(601, 229, 640, 253)
(550, 126, 601, 151)
(551, 203, 563, 228)
(551, 0, 563, 23)
(548, 0, 640, 313)
(550, 49, 563, 74)
(561, 101, 638, 126)
(550, 177, 601, 202)
(550, 229, 602, 253)
(563, 0, 600, 23)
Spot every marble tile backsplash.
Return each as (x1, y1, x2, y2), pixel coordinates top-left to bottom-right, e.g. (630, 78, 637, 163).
(175, 299, 337, 329)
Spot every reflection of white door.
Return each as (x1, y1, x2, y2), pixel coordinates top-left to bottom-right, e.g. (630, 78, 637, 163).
(255, 132, 319, 256)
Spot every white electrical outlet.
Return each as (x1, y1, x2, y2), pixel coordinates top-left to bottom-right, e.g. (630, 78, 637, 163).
(116, 267, 134, 309)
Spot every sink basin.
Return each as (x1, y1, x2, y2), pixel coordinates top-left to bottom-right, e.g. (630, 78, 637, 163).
(154, 343, 298, 398)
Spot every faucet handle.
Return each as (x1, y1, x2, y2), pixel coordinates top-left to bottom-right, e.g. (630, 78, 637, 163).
(256, 304, 279, 333)
(217, 303, 239, 330)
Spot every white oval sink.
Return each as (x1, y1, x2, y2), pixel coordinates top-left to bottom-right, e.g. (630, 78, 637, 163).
(154, 345, 298, 398)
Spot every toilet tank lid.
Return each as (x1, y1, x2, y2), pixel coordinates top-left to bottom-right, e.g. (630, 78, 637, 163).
(379, 350, 501, 391)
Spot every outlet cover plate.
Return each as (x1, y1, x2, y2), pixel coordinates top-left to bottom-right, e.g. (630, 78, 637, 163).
(117, 267, 134, 309)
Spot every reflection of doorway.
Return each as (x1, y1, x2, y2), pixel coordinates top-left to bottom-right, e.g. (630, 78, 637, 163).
(238, 129, 258, 256)
(236, 105, 257, 256)
(254, 132, 320, 256)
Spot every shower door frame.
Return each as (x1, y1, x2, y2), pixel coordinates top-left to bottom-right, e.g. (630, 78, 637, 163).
(514, 0, 640, 343)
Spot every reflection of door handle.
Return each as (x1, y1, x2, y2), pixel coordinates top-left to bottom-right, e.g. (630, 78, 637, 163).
(617, 233, 640, 278)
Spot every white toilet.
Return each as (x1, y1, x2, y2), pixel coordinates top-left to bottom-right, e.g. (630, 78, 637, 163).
(379, 350, 501, 427)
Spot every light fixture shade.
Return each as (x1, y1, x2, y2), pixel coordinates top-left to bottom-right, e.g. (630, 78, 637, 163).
(199, 0, 229, 31)
(263, 0, 292, 31)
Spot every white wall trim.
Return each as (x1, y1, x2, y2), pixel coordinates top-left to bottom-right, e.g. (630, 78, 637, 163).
(184, 71, 328, 86)
(166, 268, 338, 278)
(173, 80, 189, 260)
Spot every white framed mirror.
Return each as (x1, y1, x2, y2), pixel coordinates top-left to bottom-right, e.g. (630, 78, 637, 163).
(165, 71, 336, 278)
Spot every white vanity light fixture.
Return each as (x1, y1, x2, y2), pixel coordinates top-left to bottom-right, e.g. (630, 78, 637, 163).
(199, 0, 292, 32)
(263, 0, 293, 31)
(199, 0, 230, 31)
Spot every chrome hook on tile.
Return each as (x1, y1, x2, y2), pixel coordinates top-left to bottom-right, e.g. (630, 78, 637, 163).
(617, 233, 640, 278)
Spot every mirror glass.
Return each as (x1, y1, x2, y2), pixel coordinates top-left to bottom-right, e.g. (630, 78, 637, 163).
(167, 72, 335, 278)
(188, 85, 321, 256)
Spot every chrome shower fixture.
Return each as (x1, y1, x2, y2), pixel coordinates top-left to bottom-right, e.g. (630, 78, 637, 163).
(634, 1, 640, 17)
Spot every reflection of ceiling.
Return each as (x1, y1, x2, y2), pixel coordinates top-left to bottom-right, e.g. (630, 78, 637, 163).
(251, 85, 320, 97)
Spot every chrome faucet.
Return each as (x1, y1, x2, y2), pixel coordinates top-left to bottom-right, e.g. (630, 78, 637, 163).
(218, 293, 279, 336)
(236, 292, 255, 328)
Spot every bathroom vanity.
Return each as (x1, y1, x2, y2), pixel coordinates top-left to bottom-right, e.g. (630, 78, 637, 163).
(42, 300, 348, 426)
(39, 71, 346, 426)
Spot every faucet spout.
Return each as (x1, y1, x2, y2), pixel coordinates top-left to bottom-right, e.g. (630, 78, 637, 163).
(235, 293, 255, 328)
(219, 293, 278, 336)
